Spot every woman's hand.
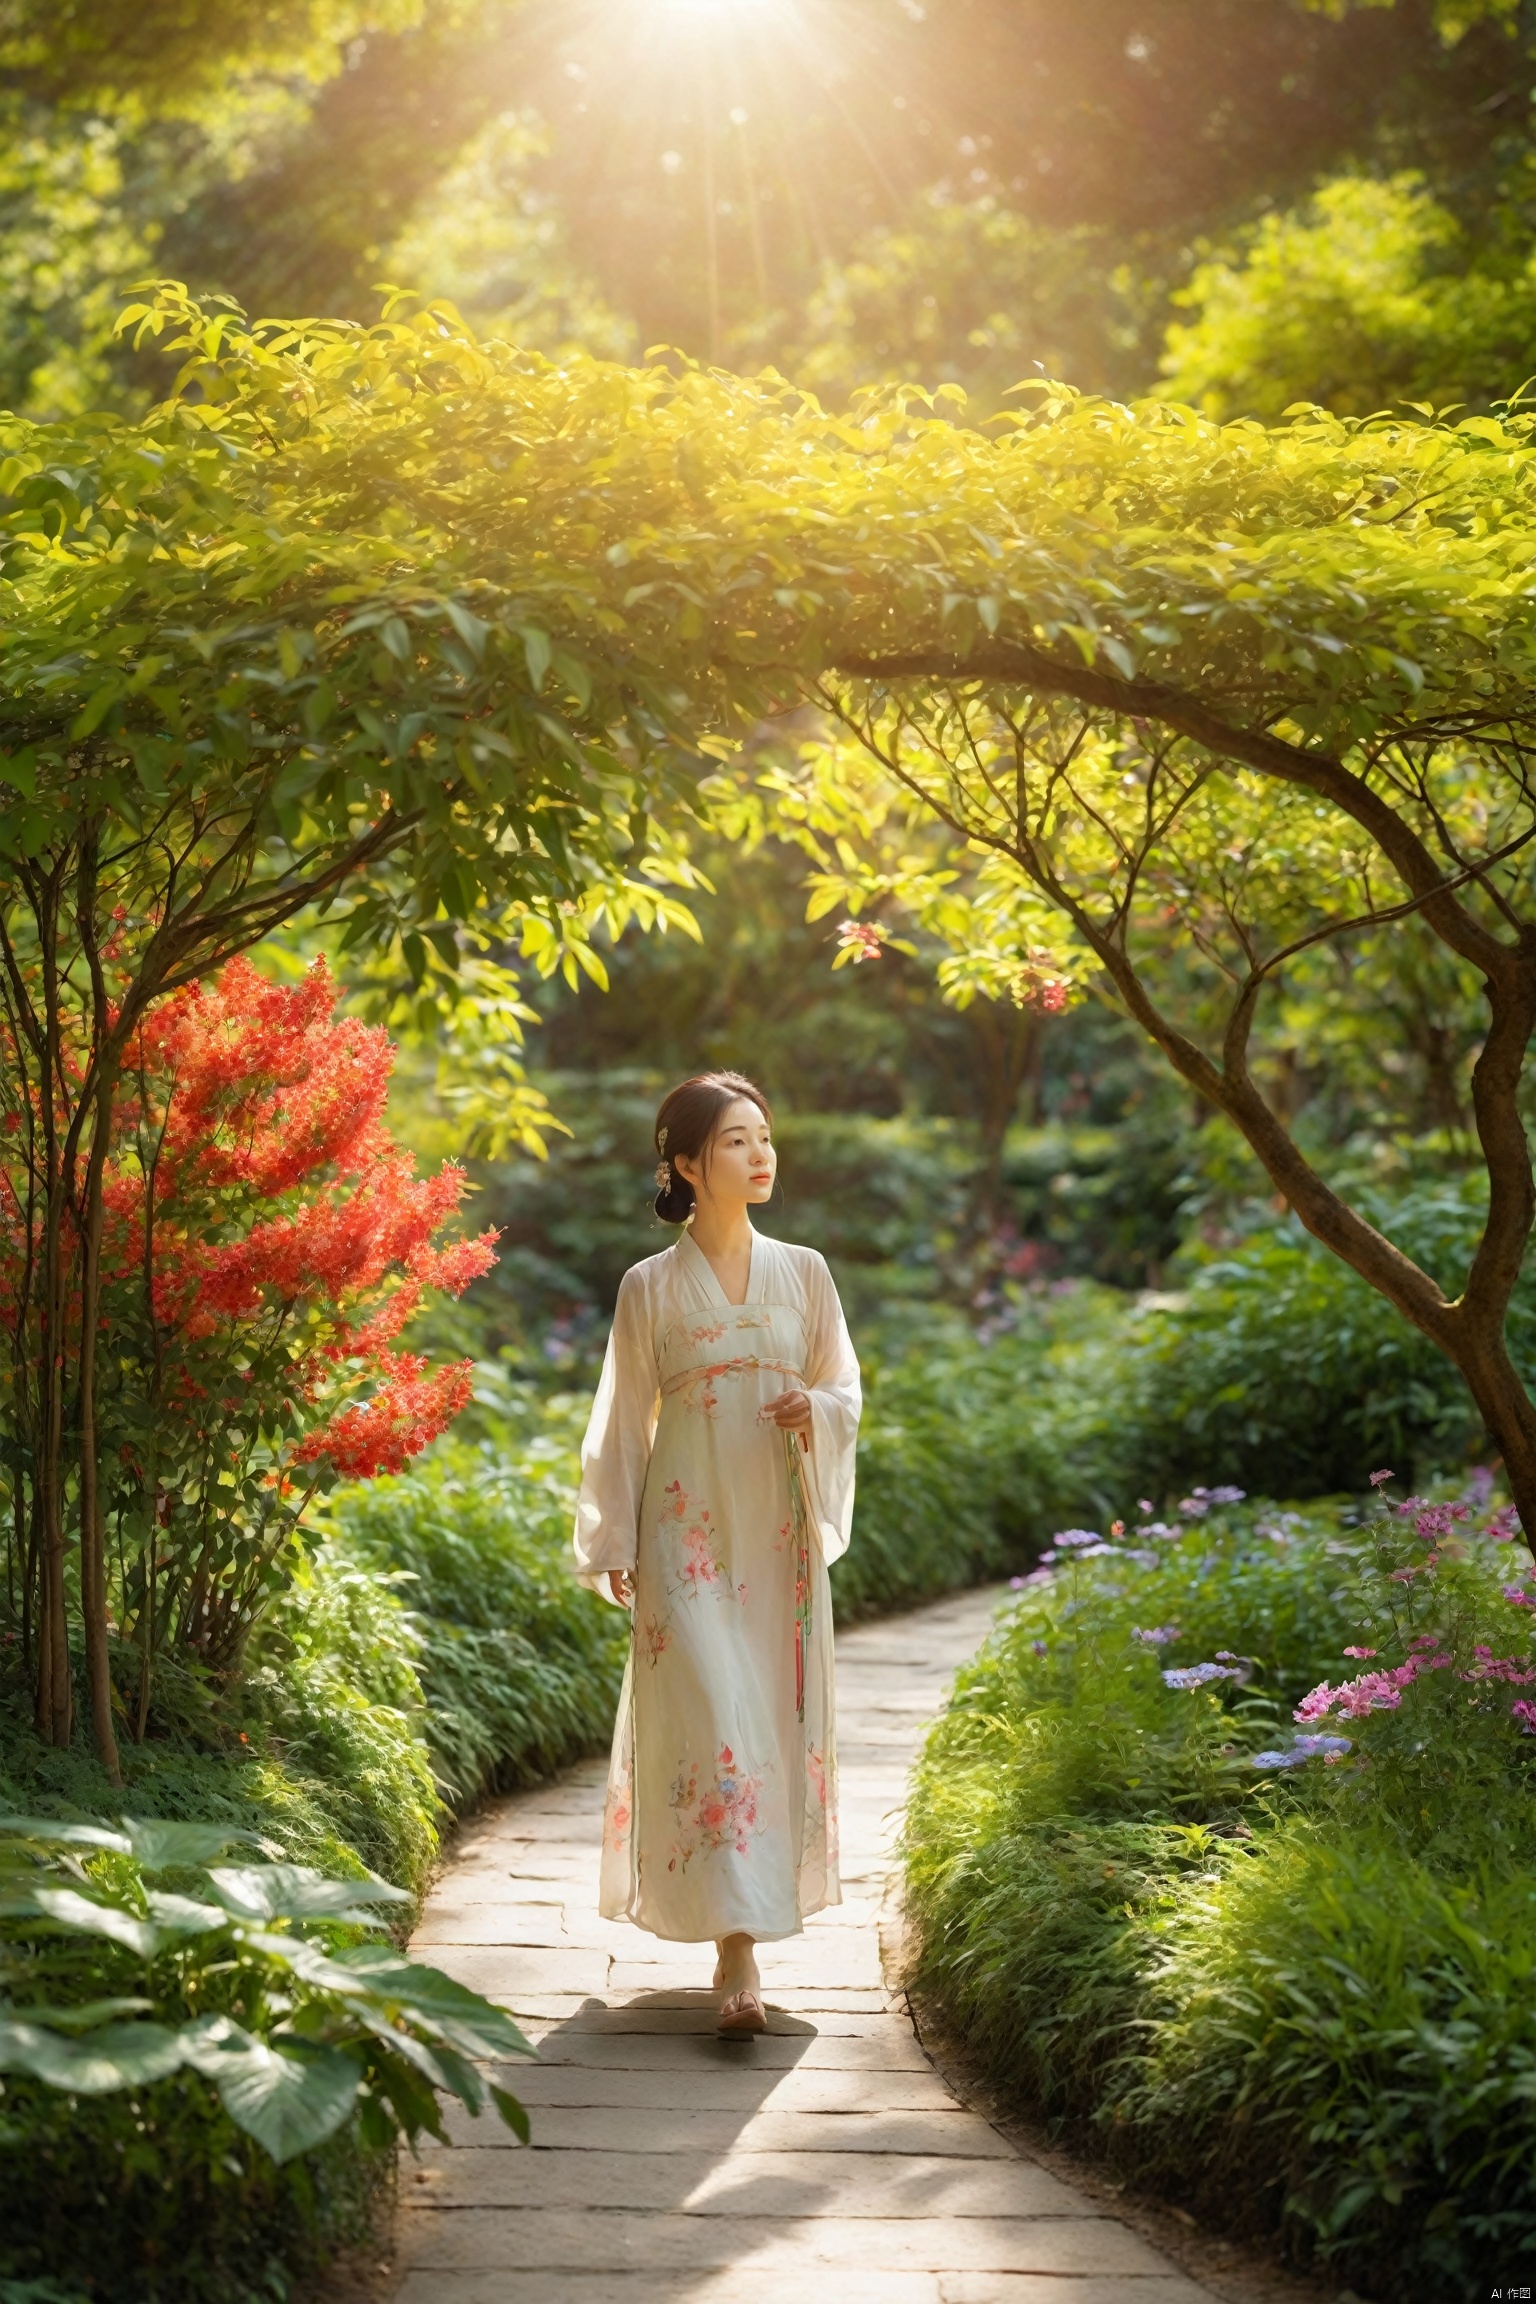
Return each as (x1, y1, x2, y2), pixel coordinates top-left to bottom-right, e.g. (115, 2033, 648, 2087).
(763, 1388, 812, 1439)
(608, 1569, 634, 1607)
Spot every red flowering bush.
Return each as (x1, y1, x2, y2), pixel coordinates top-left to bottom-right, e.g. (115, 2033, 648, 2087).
(3, 953, 495, 1725)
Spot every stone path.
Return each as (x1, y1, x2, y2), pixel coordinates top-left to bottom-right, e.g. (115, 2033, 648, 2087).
(391, 1584, 1215, 2304)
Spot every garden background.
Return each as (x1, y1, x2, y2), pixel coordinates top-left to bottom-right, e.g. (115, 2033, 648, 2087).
(6, 2, 1536, 2298)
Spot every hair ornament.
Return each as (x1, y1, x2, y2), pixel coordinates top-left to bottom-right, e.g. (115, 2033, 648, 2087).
(654, 1126, 671, 1194)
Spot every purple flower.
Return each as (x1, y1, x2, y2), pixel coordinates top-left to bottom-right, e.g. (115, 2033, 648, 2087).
(1031, 1638, 1048, 1657)
(1162, 1661, 1242, 1690)
(1251, 1733, 1352, 1770)
(1512, 1699, 1536, 1735)
(1177, 1484, 1246, 1516)
(1132, 1625, 1181, 1646)
(1368, 1468, 1394, 1488)
(1488, 1504, 1523, 1544)
(1053, 1529, 1104, 1549)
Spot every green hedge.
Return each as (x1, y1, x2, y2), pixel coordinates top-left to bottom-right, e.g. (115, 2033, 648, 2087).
(317, 1400, 630, 1809)
(904, 1486, 1536, 2295)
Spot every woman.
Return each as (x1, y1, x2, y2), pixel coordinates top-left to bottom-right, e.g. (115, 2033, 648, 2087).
(572, 1072, 861, 2035)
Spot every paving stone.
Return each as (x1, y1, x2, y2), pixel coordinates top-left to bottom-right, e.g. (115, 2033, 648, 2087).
(941, 2280, 1215, 2304)
(395, 2273, 943, 2303)
(397, 2207, 1187, 2275)
(520, 2027, 932, 2071)
(412, 1947, 612, 1996)
(502, 2063, 962, 2112)
(438, 2106, 1009, 2156)
(507, 2001, 910, 2037)
(407, 2146, 1074, 2211)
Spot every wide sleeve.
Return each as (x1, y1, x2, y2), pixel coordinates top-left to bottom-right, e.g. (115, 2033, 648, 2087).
(572, 1268, 659, 1600)
(801, 1253, 861, 1566)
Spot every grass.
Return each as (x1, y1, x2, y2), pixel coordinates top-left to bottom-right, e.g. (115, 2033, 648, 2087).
(903, 1484, 1536, 2297)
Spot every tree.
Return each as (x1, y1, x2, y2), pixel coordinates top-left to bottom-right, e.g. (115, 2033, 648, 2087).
(0, 283, 705, 1773)
(0, 952, 495, 1754)
(601, 381, 1536, 1526)
(1161, 173, 1536, 420)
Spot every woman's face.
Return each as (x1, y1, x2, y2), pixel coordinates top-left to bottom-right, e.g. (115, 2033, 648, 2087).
(678, 1096, 776, 1208)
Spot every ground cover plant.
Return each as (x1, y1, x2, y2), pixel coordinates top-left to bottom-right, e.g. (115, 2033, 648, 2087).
(0, 1814, 531, 2303)
(904, 1476, 1536, 2294)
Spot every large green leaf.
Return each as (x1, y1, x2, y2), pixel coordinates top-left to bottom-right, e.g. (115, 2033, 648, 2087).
(203, 1863, 410, 1925)
(328, 1945, 534, 2061)
(4, 1997, 154, 2031)
(355, 2013, 491, 2117)
(0, 2017, 184, 2091)
(143, 1890, 236, 1937)
(0, 1818, 131, 1855)
(121, 1819, 262, 1872)
(180, 2014, 360, 2164)
(21, 1889, 160, 1958)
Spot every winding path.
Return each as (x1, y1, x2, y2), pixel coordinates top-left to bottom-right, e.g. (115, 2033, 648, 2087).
(390, 1585, 1213, 2304)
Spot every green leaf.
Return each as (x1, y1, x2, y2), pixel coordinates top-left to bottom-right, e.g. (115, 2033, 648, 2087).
(143, 1891, 234, 1937)
(23, 1890, 160, 1959)
(443, 599, 490, 660)
(328, 1945, 534, 2061)
(122, 1819, 261, 1872)
(182, 2016, 360, 2164)
(490, 2083, 532, 2143)
(0, 2018, 184, 2092)
(0, 1817, 132, 1856)
(3, 1998, 154, 2032)
(520, 624, 552, 693)
(203, 1864, 411, 1925)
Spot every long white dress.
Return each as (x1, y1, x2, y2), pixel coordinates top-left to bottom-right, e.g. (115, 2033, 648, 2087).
(573, 1229, 861, 1943)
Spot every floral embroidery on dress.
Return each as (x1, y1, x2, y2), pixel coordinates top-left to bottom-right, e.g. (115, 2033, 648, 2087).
(604, 1754, 633, 1854)
(667, 1743, 764, 1871)
(639, 1612, 672, 1668)
(806, 1744, 828, 1810)
(690, 1320, 727, 1344)
(659, 1480, 746, 1604)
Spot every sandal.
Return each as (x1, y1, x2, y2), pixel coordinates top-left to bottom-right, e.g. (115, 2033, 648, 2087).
(716, 1988, 767, 2038)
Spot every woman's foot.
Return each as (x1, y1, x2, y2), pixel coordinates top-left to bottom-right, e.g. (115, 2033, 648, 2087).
(714, 1932, 763, 2034)
(717, 1988, 767, 2036)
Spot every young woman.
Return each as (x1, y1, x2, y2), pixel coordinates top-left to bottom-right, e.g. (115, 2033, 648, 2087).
(572, 1072, 861, 2034)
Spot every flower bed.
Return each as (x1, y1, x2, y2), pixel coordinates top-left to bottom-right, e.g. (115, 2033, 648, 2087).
(903, 1477, 1536, 2296)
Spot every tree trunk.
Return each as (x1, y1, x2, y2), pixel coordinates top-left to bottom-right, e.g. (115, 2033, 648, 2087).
(74, 840, 123, 1784)
(75, 1065, 122, 1785)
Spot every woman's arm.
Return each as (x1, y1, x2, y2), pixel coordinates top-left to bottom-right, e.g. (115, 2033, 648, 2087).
(771, 1253, 861, 1562)
(572, 1270, 659, 1605)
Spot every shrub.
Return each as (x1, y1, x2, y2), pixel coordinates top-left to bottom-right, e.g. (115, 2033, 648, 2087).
(831, 1317, 1078, 1619)
(1, 952, 496, 1770)
(1071, 1178, 1536, 1504)
(0, 1816, 531, 2304)
(904, 1479, 1536, 2294)
(318, 1389, 630, 1807)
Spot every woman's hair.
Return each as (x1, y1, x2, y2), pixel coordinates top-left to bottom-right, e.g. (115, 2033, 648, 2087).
(653, 1072, 773, 1224)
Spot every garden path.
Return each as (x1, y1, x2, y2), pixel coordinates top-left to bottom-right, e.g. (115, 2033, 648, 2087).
(390, 1585, 1215, 2304)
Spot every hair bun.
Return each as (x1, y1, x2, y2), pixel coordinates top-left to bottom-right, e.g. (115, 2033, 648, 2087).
(653, 1172, 696, 1224)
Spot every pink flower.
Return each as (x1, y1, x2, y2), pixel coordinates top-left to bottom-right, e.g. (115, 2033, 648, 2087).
(1513, 1700, 1536, 1735)
(1368, 1469, 1394, 1487)
(836, 919, 886, 964)
(1343, 1647, 1378, 1659)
